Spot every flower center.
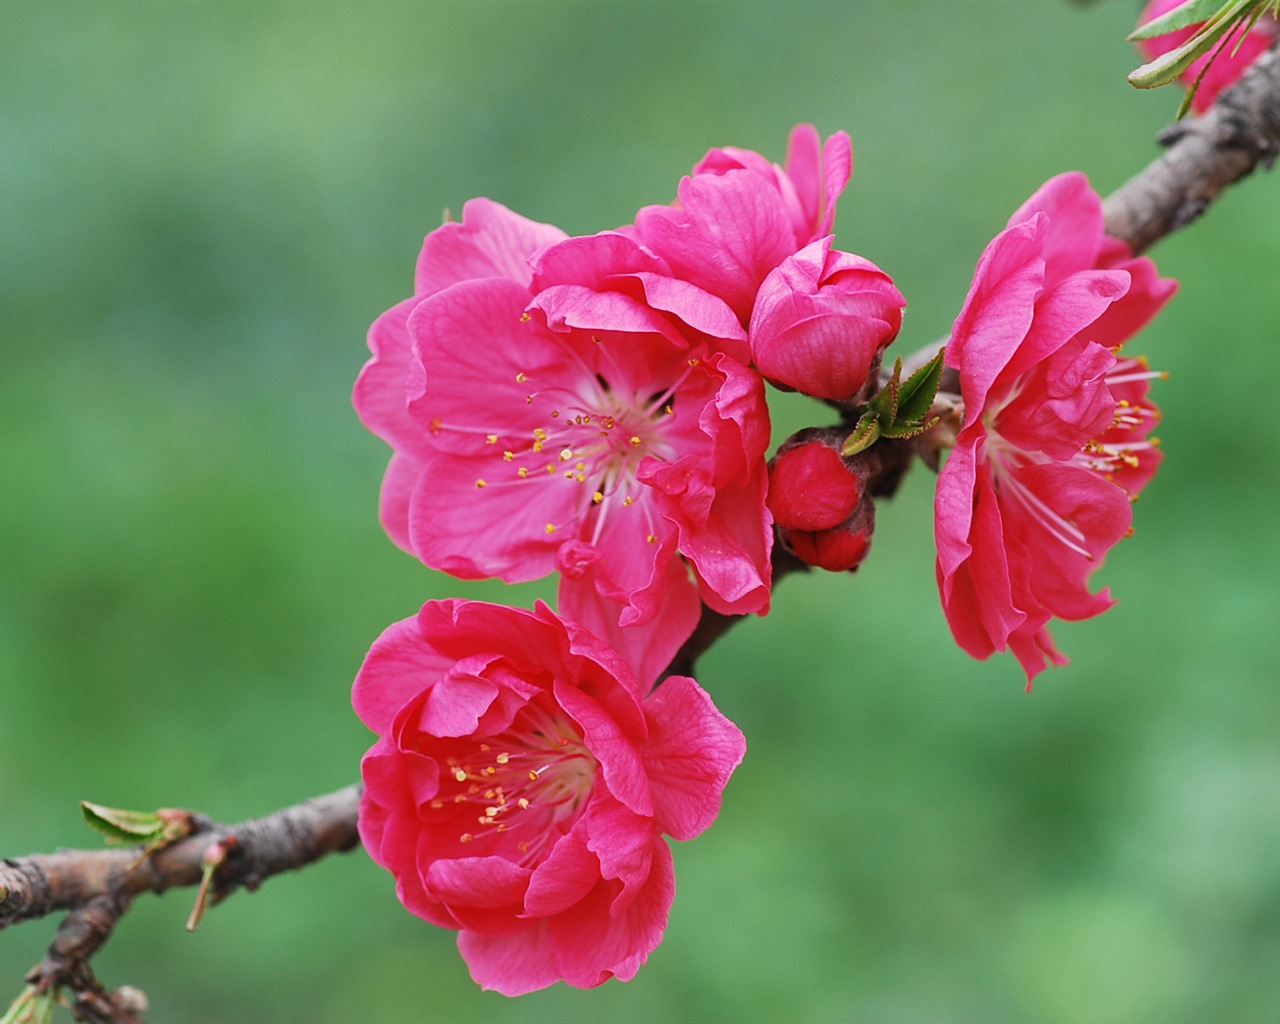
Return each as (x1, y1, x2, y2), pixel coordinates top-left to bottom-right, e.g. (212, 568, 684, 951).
(432, 698, 597, 864)
(471, 343, 701, 547)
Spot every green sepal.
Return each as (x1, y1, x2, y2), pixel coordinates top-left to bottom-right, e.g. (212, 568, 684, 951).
(1128, 0, 1230, 40)
(81, 801, 191, 848)
(882, 415, 940, 441)
(841, 410, 881, 457)
(893, 348, 946, 426)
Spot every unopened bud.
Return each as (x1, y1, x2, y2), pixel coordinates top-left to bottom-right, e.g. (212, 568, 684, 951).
(779, 492, 875, 573)
(767, 440, 861, 532)
(749, 236, 905, 401)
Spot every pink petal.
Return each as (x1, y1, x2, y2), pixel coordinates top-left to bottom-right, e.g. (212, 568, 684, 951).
(414, 197, 566, 295)
(458, 922, 561, 996)
(641, 675, 746, 841)
(353, 297, 431, 458)
(524, 821, 600, 917)
(1003, 172, 1104, 283)
(947, 215, 1046, 420)
(557, 555, 701, 693)
(377, 451, 423, 555)
(554, 679, 652, 817)
(546, 840, 675, 988)
(352, 615, 455, 733)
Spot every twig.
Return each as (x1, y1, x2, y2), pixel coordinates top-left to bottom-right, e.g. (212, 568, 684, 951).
(1, 785, 361, 1022)
(1103, 41, 1280, 254)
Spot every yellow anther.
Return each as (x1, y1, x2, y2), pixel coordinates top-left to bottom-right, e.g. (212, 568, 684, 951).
(495, 752, 510, 764)
(485, 434, 498, 444)
(533, 428, 547, 440)
(484, 766, 497, 775)
(688, 357, 700, 366)
(574, 473, 586, 482)
(545, 523, 556, 534)
(575, 461, 585, 471)
(647, 534, 657, 543)
(516, 372, 528, 383)
(528, 770, 539, 781)
(519, 312, 531, 322)
(533, 440, 544, 453)
(517, 798, 530, 810)
(629, 436, 641, 447)
(593, 491, 604, 504)
(664, 404, 674, 415)
(485, 807, 500, 818)
(503, 451, 514, 462)
(623, 496, 634, 506)
(546, 464, 556, 474)
(518, 467, 529, 478)
(475, 479, 487, 489)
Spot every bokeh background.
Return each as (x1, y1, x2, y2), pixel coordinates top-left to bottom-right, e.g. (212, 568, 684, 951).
(3, 2, 1278, 1021)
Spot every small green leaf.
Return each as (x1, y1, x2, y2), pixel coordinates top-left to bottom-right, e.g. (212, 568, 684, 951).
(882, 415, 940, 440)
(868, 358, 902, 424)
(1128, 0, 1252, 89)
(893, 348, 946, 428)
(841, 411, 881, 457)
(82, 801, 166, 843)
(1128, 0, 1230, 40)
(81, 801, 193, 852)
(1, 986, 56, 1024)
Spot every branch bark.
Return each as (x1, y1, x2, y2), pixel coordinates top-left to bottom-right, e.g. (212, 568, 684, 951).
(1103, 41, 1280, 253)
(1, 785, 361, 1022)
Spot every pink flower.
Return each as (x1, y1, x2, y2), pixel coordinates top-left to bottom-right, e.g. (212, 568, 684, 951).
(354, 203, 775, 659)
(354, 599, 746, 996)
(934, 173, 1177, 684)
(1136, 0, 1277, 113)
(354, 198, 567, 552)
(749, 237, 905, 401)
(632, 124, 853, 322)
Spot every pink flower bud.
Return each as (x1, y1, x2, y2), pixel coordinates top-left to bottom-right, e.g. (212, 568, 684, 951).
(766, 439, 861, 532)
(780, 498, 874, 573)
(748, 236, 905, 401)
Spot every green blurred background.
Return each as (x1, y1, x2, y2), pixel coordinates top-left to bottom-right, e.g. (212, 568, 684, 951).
(3, 2, 1278, 1021)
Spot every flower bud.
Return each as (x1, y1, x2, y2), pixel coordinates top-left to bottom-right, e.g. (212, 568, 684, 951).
(767, 439, 861, 532)
(749, 236, 905, 401)
(780, 497, 874, 573)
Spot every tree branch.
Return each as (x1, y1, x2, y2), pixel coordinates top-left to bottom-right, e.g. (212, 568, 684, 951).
(1, 785, 361, 1022)
(1103, 41, 1280, 254)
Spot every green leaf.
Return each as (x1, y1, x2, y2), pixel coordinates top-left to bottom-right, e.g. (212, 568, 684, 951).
(82, 801, 166, 843)
(868, 357, 902, 423)
(1128, 0, 1253, 89)
(1128, 0, 1230, 40)
(81, 801, 192, 850)
(882, 415, 940, 440)
(841, 410, 881, 457)
(893, 348, 946, 427)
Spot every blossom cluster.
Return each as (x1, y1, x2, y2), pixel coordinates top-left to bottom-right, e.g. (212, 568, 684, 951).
(349, 126, 1175, 993)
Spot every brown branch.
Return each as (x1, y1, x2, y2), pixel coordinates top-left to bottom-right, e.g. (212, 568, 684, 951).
(1, 785, 361, 1022)
(1103, 41, 1280, 254)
